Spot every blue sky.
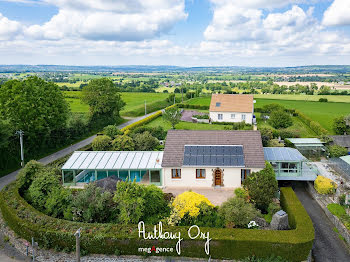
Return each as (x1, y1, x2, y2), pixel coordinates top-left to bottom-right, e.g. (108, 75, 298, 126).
(0, 0, 349, 66)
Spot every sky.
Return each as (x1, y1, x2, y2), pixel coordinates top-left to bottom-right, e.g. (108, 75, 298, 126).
(0, 0, 350, 67)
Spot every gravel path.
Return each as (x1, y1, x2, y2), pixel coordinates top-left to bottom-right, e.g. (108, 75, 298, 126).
(0, 111, 161, 262)
(293, 183, 350, 262)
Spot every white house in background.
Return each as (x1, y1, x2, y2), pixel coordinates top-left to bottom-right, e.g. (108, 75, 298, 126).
(209, 94, 254, 124)
(161, 130, 265, 188)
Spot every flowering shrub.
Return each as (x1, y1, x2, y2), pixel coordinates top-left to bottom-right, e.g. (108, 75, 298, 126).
(247, 221, 259, 229)
(172, 191, 213, 218)
(314, 176, 337, 195)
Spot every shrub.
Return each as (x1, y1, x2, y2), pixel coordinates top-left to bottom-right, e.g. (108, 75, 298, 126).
(141, 184, 170, 224)
(243, 162, 278, 212)
(319, 98, 328, 102)
(327, 203, 346, 217)
(92, 135, 112, 151)
(111, 135, 135, 151)
(261, 104, 285, 113)
(103, 125, 122, 138)
(276, 129, 300, 140)
(131, 126, 167, 140)
(27, 168, 61, 210)
(329, 145, 348, 158)
(267, 202, 280, 216)
(314, 176, 337, 194)
(269, 110, 293, 129)
(259, 127, 273, 147)
(339, 194, 346, 206)
(234, 187, 249, 201)
(44, 187, 72, 219)
(193, 114, 209, 119)
(72, 184, 118, 223)
(17, 160, 44, 193)
(219, 197, 260, 228)
(172, 191, 213, 219)
(133, 131, 159, 151)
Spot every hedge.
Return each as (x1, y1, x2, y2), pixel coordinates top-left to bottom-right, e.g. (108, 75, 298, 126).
(177, 103, 210, 110)
(0, 184, 314, 261)
(295, 110, 328, 135)
(121, 104, 178, 134)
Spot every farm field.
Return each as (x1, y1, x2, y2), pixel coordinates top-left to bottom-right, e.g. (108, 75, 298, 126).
(186, 96, 350, 133)
(63, 91, 179, 116)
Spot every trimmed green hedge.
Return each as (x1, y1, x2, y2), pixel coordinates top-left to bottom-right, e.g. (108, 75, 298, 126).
(177, 103, 210, 110)
(295, 109, 328, 135)
(0, 184, 314, 261)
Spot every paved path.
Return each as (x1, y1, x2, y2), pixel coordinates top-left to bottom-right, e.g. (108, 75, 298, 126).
(293, 183, 350, 262)
(0, 111, 159, 261)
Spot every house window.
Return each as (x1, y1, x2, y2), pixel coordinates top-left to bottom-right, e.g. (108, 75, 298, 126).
(218, 114, 223, 120)
(196, 169, 206, 179)
(241, 114, 246, 120)
(231, 114, 235, 119)
(171, 169, 181, 179)
(241, 169, 251, 183)
(216, 102, 221, 107)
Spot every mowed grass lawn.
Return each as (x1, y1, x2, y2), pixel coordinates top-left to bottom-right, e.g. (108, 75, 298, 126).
(63, 91, 178, 116)
(186, 96, 350, 133)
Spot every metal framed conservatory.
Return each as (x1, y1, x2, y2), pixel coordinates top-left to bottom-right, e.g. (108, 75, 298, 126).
(264, 147, 318, 181)
(61, 151, 163, 186)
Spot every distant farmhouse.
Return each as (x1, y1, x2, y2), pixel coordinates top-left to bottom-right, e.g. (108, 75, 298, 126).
(209, 94, 255, 124)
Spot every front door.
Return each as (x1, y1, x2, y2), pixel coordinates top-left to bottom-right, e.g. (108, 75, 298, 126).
(215, 169, 222, 186)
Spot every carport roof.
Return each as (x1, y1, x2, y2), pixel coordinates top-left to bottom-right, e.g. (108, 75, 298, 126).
(264, 147, 307, 162)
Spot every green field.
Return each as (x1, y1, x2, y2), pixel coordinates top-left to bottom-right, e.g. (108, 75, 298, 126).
(63, 91, 179, 116)
(186, 96, 350, 133)
(254, 94, 350, 103)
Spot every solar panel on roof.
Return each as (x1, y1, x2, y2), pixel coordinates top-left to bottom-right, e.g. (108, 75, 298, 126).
(183, 145, 245, 167)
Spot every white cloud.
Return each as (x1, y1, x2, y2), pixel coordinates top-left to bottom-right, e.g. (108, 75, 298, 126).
(25, 0, 187, 41)
(323, 0, 350, 26)
(0, 13, 23, 40)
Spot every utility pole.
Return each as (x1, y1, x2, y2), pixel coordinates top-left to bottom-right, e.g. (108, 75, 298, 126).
(181, 87, 183, 103)
(16, 130, 24, 167)
(173, 94, 175, 105)
(145, 100, 147, 115)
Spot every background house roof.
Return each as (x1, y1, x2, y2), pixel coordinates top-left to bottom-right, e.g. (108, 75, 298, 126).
(287, 138, 324, 147)
(209, 94, 254, 113)
(330, 135, 350, 148)
(162, 130, 265, 168)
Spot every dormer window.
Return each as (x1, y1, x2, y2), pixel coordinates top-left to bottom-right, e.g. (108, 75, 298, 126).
(216, 102, 221, 107)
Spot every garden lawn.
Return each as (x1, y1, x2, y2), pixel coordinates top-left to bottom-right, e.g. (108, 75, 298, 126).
(145, 116, 228, 131)
(185, 96, 350, 133)
(63, 91, 180, 116)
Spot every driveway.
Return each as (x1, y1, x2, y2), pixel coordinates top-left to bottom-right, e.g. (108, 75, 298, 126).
(293, 183, 350, 262)
(163, 187, 235, 206)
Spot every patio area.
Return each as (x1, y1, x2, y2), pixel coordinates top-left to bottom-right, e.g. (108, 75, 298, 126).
(181, 110, 207, 122)
(162, 186, 235, 206)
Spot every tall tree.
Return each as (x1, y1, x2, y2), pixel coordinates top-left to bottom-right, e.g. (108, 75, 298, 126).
(162, 107, 182, 129)
(82, 78, 125, 120)
(0, 76, 69, 150)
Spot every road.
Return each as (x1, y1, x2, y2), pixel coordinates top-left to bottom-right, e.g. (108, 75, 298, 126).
(293, 183, 350, 262)
(0, 111, 159, 261)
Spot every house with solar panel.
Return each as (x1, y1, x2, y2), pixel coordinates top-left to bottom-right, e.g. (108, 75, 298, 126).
(61, 130, 318, 188)
(209, 94, 255, 124)
(161, 130, 265, 188)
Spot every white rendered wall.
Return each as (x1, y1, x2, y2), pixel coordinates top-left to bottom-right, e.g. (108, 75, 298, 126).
(209, 112, 253, 124)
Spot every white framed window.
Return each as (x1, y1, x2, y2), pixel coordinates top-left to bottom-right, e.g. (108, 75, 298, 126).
(231, 114, 236, 119)
(241, 114, 246, 120)
(218, 114, 223, 120)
